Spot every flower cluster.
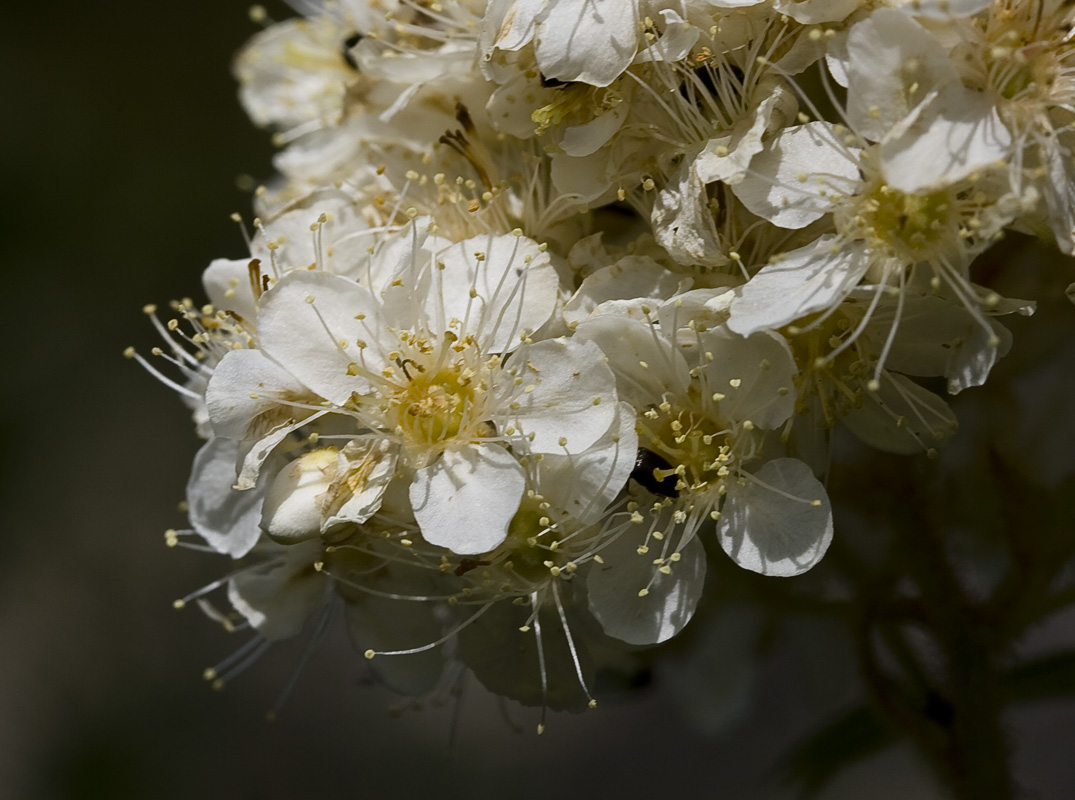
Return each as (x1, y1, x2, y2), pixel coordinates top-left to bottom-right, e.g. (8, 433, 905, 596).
(132, 0, 1073, 723)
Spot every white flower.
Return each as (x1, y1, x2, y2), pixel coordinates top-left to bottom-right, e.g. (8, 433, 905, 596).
(729, 119, 1027, 344)
(206, 226, 623, 554)
(577, 310, 833, 580)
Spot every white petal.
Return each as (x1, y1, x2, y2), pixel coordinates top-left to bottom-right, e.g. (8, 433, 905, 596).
(718, 458, 833, 576)
(409, 445, 526, 554)
(203, 258, 258, 321)
(482, 0, 544, 55)
(186, 437, 263, 558)
(560, 100, 629, 157)
(587, 523, 706, 645)
(845, 9, 958, 142)
(532, 401, 638, 524)
(774, 0, 860, 23)
(728, 237, 870, 336)
(430, 234, 558, 354)
(695, 85, 796, 186)
(892, 0, 992, 19)
(574, 316, 690, 406)
(205, 348, 310, 440)
(536, 0, 637, 86)
(498, 338, 617, 454)
(563, 255, 683, 326)
(632, 10, 698, 64)
(235, 416, 316, 491)
(882, 86, 1011, 193)
(732, 123, 860, 229)
(700, 327, 797, 429)
(258, 272, 387, 405)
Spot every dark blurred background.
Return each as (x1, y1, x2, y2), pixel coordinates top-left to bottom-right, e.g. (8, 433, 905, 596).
(2, 3, 1074, 799)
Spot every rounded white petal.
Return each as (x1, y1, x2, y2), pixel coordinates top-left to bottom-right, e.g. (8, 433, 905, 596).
(700, 327, 797, 429)
(881, 88, 1012, 193)
(409, 445, 526, 554)
(186, 437, 263, 558)
(498, 338, 617, 454)
(535, 0, 638, 87)
(574, 315, 690, 406)
(431, 234, 558, 354)
(258, 271, 387, 405)
(587, 525, 706, 645)
(731, 123, 860, 229)
(534, 401, 638, 524)
(845, 8, 959, 142)
(718, 458, 833, 576)
(203, 258, 258, 321)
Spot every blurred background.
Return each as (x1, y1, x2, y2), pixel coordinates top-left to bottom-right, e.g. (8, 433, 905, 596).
(2, 2, 1074, 798)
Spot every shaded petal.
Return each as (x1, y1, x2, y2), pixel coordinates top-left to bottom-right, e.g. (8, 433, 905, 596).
(187, 437, 264, 558)
(842, 371, 958, 453)
(227, 540, 328, 641)
(587, 521, 706, 645)
(718, 458, 833, 576)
